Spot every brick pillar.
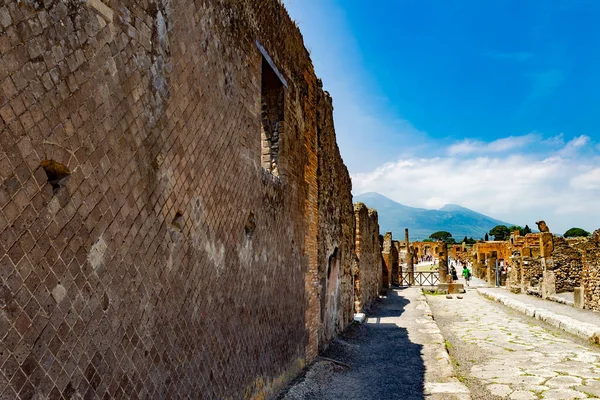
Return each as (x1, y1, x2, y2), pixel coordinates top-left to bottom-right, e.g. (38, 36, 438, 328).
(406, 229, 414, 285)
(438, 241, 448, 283)
(487, 257, 497, 285)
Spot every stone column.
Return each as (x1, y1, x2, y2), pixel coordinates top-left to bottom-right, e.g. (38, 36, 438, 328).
(438, 241, 449, 283)
(539, 228, 556, 299)
(487, 257, 497, 286)
(574, 286, 584, 309)
(405, 229, 414, 285)
(508, 253, 522, 293)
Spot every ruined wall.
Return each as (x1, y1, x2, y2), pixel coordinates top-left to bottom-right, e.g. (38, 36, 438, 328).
(412, 241, 438, 259)
(521, 257, 544, 287)
(381, 232, 398, 287)
(550, 236, 583, 293)
(472, 241, 512, 262)
(0, 0, 353, 398)
(353, 203, 380, 312)
(316, 84, 354, 350)
(580, 231, 600, 310)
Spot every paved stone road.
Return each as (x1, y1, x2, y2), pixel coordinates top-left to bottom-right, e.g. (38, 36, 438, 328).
(428, 290, 600, 399)
(279, 288, 469, 399)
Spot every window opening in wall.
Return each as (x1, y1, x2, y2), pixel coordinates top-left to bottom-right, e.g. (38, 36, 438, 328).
(260, 55, 285, 176)
(40, 160, 70, 194)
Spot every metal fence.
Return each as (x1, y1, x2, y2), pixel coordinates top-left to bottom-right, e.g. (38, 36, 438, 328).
(401, 271, 440, 286)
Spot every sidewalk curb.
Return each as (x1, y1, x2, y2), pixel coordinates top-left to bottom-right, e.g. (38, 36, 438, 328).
(477, 288, 600, 344)
(418, 292, 471, 399)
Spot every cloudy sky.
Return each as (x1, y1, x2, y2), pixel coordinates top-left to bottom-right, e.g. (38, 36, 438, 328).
(284, 0, 600, 234)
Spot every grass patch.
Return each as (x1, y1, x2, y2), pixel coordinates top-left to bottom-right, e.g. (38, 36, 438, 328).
(422, 290, 446, 296)
(445, 340, 454, 350)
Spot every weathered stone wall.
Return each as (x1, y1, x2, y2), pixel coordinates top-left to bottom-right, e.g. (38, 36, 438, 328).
(382, 232, 399, 287)
(472, 241, 512, 262)
(353, 203, 380, 312)
(550, 236, 583, 293)
(521, 257, 544, 287)
(0, 0, 354, 398)
(412, 241, 439, 259)
(316, 85, 354, 350)
(581, 231, 600, 310)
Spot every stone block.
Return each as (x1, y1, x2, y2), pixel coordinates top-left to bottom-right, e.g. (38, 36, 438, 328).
(437, 283, 464, 294)
(541, 270, 556, 299)
(574, 286, 584, 309)
(539, 232, 554, 258)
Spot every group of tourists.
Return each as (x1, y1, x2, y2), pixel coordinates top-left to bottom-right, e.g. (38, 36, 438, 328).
(420, 254, 434, 263)
(449, 258, 472, 286)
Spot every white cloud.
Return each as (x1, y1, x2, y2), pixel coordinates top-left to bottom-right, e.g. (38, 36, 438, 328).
(353, 135, 600, 234)
(571, 168, 600, 190)
(448, 133, 538, 155)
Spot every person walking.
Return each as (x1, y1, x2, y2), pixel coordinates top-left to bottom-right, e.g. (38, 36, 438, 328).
(450, 265, 458, 281)
(462, 265, 471, 286)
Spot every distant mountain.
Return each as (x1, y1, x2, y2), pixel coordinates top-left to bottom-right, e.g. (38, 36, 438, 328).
(353, 192, 513, 241)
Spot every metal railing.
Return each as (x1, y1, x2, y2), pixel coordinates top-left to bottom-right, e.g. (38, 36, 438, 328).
(401, 271, 440, 286)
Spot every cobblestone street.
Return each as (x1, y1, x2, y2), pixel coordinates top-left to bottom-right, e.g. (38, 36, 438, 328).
(280, 288, 469, 400)
(428, 290, 600, 399)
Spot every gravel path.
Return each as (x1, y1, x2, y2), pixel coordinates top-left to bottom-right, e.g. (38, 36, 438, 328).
(428, 289, 600, 399)
(279, 288, 469, 400)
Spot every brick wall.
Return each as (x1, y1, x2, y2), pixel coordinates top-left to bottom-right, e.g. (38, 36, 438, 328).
(0, 0, 355, 398)
(316, 84, 354, 351)
(381, 232, 398, 288)
(353, 203, 380, 312)
(550, 236, 584, 293)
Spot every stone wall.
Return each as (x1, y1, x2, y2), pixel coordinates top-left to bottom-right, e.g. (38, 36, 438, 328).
(581, 232, 600, 311)
(521, 257, 543, 287)
(0, 1, 355, 398)
(382, 232, 399, 288)
(316, 85, 354, 350)
(353, 203, 380, 312)
(550, 236, 583, 293)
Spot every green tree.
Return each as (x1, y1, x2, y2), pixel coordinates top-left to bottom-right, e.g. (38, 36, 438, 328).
(463, 236, 468, 244)
(564, 227, 590, 238)
(484, 233, 489, 241)
(508, 225, 524, 235)
(467, 237, 477, 245)
(523, 225, 532, 235)
(489, 225, 510, 241)
(429, 231, 453, 243)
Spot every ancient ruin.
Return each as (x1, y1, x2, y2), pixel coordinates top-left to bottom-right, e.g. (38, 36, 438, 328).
(353, 203, 381, 313)
(0, 1, 387, 398)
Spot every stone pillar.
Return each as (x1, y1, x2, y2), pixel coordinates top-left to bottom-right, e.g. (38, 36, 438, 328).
(405, 229, 414, 285)
(541, 270, 556, 299)
(438, 241, 448, 283)
(538, 226, 555, 298)
(508, 253, 522, 293)
(487, 257, 497, 286)
(381, 232, 393, 289)
(539, 232, 554, 259)
(574, 286, 584, 309)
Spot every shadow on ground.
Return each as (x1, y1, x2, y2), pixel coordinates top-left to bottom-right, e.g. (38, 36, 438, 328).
(278, 289, 425, 400)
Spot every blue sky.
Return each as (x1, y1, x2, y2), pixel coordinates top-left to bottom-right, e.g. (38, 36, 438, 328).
(284, 0, 600, 234)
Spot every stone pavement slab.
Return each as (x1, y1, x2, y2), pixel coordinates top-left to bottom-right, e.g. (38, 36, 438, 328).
(279, 288, 470, 399)
(428, 290, 600, 399)
(478, 288, 600, 343)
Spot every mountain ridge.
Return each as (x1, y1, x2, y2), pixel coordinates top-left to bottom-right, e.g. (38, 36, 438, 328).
(354, 192, 513, 241)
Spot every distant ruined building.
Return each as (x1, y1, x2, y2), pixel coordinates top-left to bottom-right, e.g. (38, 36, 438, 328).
(468, 223, 600, 311)
(0, 0, 393, 398)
